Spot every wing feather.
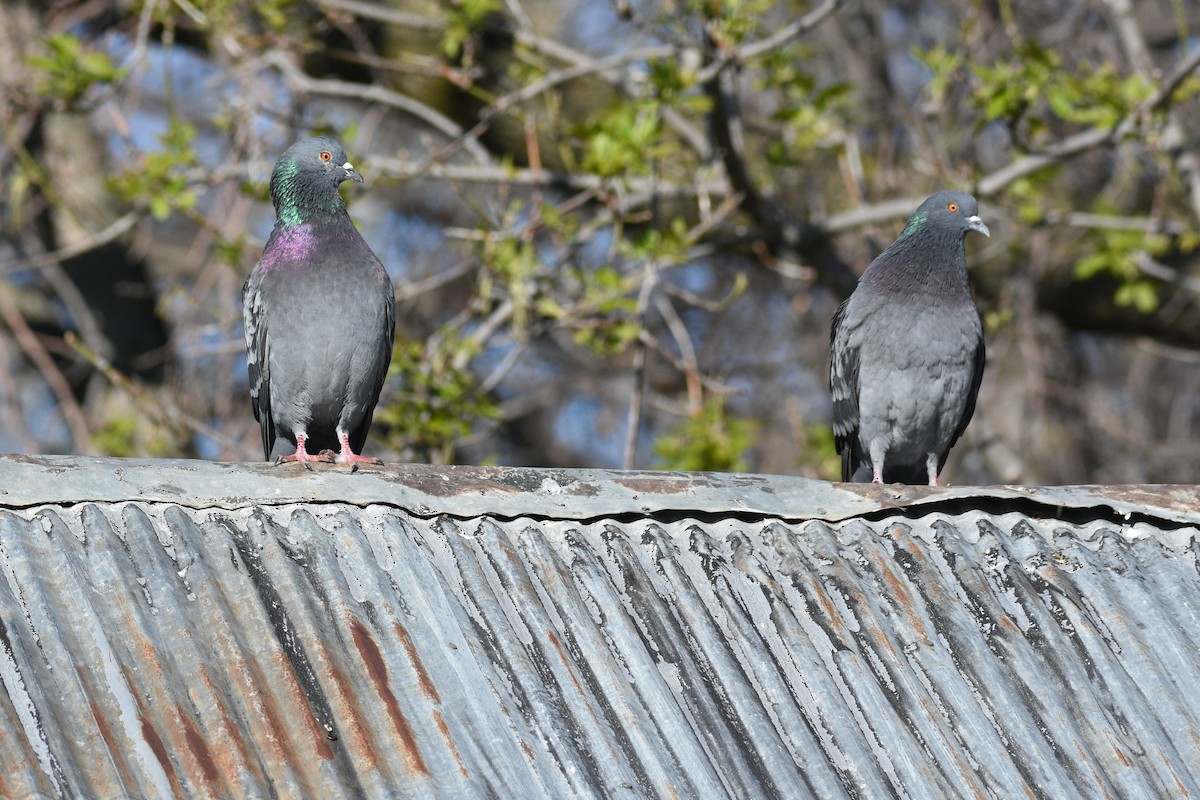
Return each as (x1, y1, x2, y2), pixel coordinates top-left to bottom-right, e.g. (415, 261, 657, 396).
(243, 266, 276, 460)
(829, 298, 863, 481)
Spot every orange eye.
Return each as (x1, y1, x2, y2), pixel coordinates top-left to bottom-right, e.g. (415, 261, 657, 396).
(947, 202, 958, 213)
(319, 150, 333, 162)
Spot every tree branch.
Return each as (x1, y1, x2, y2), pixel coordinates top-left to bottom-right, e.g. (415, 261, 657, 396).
(261, 52, 493, 164)
(0, 284, 96, 454)
(695, 0, 843, 83)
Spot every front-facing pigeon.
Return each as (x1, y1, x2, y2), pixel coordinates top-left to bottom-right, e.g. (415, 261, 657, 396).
(243, 136, 395, 467)
(830, 190, 988, 485)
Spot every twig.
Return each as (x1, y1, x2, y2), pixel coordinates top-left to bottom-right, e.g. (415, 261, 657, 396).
(0, 283, 96, 453)
(66, 332, 247, 455)
(315, 0, 444, 30)
(262, 52, 492, 164)
(706, 46, 857, 294)
(0, 211, 140, 276)
(977, 44, 1200, 198)
(695, 0, 843, 83)
(654, 293, 702, 411)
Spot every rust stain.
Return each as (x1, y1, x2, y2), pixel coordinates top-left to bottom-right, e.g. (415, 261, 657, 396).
(178, 703, 222, 789)
(809, 575, 847, 638)
(1163, 754, 1191, 798)
(873, 549, 930, 644)
(89, 700, 120, 769)
(246, 634, 333, 766)
(277, 650, 336, 763)
(350, 617, 429, 775)
(315, 651, 378, 770)
(433, 710, 468, 779)
(394, 621, 440, 703)
(546, 631, 585, 697)
(613, 475, 699, 495)
(140, 714, 183, 797)
(197, 664, 259, 785)
(1113, 746, 1131, 767)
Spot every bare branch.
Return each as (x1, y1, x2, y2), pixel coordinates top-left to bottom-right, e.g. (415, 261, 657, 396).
(0, 211, 140, 277)
(0, 284, 96, 454)
(696, 0, 843, 83)
(316, 0, 444, 31)
(261, 52, 493, 164)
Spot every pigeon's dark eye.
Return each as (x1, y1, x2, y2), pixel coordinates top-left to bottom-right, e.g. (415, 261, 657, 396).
(319, 150, 333, 162)
(947, 202, 958, 213)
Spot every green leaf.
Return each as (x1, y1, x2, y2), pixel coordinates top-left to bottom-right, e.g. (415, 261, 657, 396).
(653, 397, 758, 473)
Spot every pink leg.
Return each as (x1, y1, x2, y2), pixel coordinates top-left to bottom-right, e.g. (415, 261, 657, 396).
(275, 433, 334, 468)
(335, 429, 383, 471)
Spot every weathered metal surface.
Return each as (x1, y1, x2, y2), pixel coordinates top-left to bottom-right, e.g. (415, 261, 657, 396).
(3, 454, 1200, 525)
(0, 456, 1197, 798)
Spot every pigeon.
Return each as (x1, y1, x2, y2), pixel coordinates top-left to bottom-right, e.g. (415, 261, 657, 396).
(243, 136, 395, 467)
(829, 190, 988, 485)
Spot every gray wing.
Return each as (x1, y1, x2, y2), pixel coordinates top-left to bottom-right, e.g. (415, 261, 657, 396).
(939, 327, 985, 473)
(242, 265, 276, 460)
(829, 298, 862, 481)
(347, 271, 396, 453)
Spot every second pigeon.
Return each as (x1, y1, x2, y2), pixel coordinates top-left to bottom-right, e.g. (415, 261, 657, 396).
(830, 190, 988, 485)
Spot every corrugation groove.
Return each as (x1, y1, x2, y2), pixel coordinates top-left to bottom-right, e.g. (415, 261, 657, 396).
(0, 496, 1196, 798)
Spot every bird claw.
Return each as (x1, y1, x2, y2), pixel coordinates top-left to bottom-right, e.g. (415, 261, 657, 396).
(335, 452, 384, 473)
(274, 450, 335, 469)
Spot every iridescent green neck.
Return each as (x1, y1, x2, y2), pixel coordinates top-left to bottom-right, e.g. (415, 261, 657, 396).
(270, 159, 345, 228)
(896, 211, 927, 241)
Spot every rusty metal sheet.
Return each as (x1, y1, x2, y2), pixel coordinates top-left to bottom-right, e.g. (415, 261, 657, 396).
(0, 458, 1197, 798)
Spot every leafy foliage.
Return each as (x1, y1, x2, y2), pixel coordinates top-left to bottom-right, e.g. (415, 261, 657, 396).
(377, 333, 499, 464)
(28, 34, 125, 105)
(654, 397, 758, 473)
(109, 119, 199, 220)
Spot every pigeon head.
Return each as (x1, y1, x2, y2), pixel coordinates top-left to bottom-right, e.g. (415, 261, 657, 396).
(269, 136, 364, 226)
(898, 190, 990, 241)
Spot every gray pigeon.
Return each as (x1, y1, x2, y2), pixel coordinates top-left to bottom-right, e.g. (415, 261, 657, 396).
(829, 190, 988, 485)
(243, 136, 395, 466)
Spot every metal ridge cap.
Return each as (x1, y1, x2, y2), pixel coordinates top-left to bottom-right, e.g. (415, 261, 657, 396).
(0, 454, 866, 519)
(0, 455, 1196, 525)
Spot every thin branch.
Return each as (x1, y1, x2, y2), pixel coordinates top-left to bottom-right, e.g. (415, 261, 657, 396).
(623, 255, 661, 470)
(371, 156, 730, 200)
(977, 43, 1200, 198)
(262, 52, 492, 164)
(0, 210, 140, 277)
(654, 293, 702, 412)
(486, 45, 674, 117)
(67, 332, 247, 456)
(511, 32, 711, 158)
(316, 0, 444, 30)
(695, 0, 843, 83)
(706, 49, 857, 293)
(1134, 252, 1200, 294)
(0, 284, 96, 454)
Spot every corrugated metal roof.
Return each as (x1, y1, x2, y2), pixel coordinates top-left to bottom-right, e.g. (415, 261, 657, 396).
(0, 455, 1198, 798)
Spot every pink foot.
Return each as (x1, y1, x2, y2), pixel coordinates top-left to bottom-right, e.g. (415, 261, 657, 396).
(275, 434, 334, 469)
(335, 431, 383, 472)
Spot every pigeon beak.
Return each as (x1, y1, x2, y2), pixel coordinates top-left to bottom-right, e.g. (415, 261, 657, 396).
(967, 215, 990, 237)
(342, 162, 365, 183)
